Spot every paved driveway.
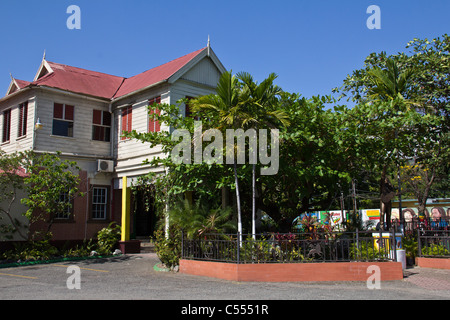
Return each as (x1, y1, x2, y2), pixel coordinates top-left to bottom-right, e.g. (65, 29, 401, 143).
(1, 253, 449, 301)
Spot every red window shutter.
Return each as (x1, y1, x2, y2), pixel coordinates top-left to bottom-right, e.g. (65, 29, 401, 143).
(54, 103, 64, 119)
(22, 102, 28, 136)
(65, 105, 74, 121)
(148, 97, 161, 133)
(93, 110, 102, 125)
(121, 106, 132, 140)
(18, 104, 24, 137)
(154, 109, 161, 132)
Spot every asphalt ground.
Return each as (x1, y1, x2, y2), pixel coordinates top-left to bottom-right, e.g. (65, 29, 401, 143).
(0, 252, 448, 311)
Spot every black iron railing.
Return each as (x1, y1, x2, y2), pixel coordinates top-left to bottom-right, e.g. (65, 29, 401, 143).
(181, 230, 401, 264)
(418, 229, 450, 258)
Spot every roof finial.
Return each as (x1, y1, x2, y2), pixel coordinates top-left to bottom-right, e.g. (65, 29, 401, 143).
(207, 35, 211, 56)
(10, 72, 14, 81)
(43, 49, 46, 61)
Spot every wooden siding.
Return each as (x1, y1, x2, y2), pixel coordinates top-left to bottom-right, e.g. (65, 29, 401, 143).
(0, 92, 36, 154)
(33, 90, 112, 158)
(180, 57, 222, 88)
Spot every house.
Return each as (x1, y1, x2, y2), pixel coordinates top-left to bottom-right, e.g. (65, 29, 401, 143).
(0, 42, 226, 247)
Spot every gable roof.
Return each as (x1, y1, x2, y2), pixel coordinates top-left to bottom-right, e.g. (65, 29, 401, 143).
(3, 47, 221, 102)
(113, 47, 206, 98)
(33, 61, 126, 99)
(6, 78, 31, 95)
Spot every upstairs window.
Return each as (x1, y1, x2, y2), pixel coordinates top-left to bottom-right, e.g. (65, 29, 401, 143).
(2, 109, 11, 143)
(121, 106, 132, 140)
(92, 110, 111, 142)
(53, 103, 74, 137)
(148, 96, 161, 133)
(18, 102, 28, 138)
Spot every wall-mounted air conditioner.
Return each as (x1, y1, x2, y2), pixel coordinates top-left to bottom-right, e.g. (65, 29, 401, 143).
(97, 160, 114, 173)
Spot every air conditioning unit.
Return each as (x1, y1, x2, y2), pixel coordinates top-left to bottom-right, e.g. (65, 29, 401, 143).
(97, 160, 114, 173)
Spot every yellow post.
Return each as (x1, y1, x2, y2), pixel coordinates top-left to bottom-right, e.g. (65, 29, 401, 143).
(121, 176, 131, 242)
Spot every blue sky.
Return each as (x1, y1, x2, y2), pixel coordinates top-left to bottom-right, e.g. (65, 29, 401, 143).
(0, 0, 449, 101)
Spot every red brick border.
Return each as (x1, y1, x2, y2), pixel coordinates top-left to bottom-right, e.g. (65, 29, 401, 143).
(416, 257, 450, 270)
(179, 260, 404, 282)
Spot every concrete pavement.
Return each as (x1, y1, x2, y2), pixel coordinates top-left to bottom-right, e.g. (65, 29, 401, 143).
(0, 252, 449, 301)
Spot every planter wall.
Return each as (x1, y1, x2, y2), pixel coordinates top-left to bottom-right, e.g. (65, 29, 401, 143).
(416, 257, 450, 270)
(179, 259, 404, 282)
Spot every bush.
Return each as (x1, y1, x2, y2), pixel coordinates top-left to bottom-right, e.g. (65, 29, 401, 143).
(154, 226, 182, 269)
(2, 233, 58, 261)
(96, 222, 121, 255)
(421, 244, 450, 256)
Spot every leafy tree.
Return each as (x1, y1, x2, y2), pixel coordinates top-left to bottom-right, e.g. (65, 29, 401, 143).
(335, 35, 449, 222)
(21, 152, 84, 238)
(234, 71, 289, 237)
(258, 93, 349, 231)
(0, 151, 28, 240)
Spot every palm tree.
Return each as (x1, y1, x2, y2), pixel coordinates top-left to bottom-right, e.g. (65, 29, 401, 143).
(365, 58, 415, 230)
(236, 72, 289, 238)
(190, 71, 246, 241)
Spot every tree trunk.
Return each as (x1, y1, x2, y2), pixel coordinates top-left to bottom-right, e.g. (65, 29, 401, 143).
(252, 163, 256, 240)
(233, 159, 242, 244)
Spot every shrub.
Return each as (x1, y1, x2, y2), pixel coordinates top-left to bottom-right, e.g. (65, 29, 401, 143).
(96, 222, 121, 255)
(421, 244, 450, 256)
(154, 226, 182, 269)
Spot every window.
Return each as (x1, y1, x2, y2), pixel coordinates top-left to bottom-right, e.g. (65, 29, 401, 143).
(55, 192, 72, 220)
(18, 102, 28, 138)
(92, 110, 111, 142)
(148, 96, 161, 133)
(2, 109, 11, 143)
(121, 106, 132, 140)
(53, 103, 74, 137)
(92, 187, 108, 220)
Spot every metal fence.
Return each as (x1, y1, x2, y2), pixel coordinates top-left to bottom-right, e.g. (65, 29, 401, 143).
(181, 231, 400, 264)
(400, 217, 450, 233)
(418, 230, 450, 258)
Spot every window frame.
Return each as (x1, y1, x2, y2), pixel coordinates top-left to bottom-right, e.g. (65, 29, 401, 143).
(148, 96, 161, 133)
(90, 186, 109, 221)
(121, 106, 132, 141)
(52, 103, 75, 137)
(92, 109, 111, 142)
(17, 102, 28, 138)
(2, 109, 11, 143)
(54, 191, 74, 220)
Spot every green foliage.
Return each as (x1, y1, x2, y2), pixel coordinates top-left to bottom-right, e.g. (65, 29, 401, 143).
(154, 226, 182, 269)
(2, 233, 58, 261)
(21, 152, 84, 232)
(402, 235, 418, 258)
(168, 198, 236, 239)
(421, 244, 450, 256)
(96, 222, 121, 255)
(349, 240, 388, 261)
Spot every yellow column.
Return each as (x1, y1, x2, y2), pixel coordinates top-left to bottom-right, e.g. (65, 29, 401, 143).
(121, 176, 131, 241)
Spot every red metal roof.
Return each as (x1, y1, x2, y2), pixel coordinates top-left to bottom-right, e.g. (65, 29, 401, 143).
(32, 61, 126, 99)
(8, 47, 207, 100)
(113, 47, 206, 98)
(15, 79, 31, 89)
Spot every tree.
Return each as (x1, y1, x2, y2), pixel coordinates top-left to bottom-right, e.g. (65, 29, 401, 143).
(235, 72, 289, 238)
(189, 71, 248, 240)
(0, 151, 28, 240)
(258, 93, 349, 231)
(21, 152, 84, 238)
(335, 34, 449, 223)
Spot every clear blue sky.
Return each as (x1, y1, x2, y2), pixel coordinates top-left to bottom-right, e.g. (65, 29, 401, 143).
(0, 0, 449, 101)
